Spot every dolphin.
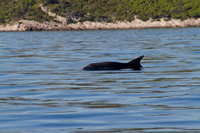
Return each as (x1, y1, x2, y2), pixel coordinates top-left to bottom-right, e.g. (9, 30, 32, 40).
(82, 55, 144, 71)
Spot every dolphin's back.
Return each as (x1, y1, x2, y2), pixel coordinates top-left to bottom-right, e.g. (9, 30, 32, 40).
(82, 62, 126, 70)
(82, 55, 144, 71)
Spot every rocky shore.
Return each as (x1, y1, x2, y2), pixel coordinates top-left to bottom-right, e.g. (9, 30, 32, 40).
(1, 18, 200, 32)
(1, 5, 200, 31)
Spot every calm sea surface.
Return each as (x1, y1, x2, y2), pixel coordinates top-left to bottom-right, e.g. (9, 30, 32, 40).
(0, 28, 200, 132)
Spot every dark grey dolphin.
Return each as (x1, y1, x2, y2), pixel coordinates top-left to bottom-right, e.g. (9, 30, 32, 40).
(82, 55, 144, 71)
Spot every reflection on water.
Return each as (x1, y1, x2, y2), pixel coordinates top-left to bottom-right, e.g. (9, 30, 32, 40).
(0, 28, 200, 132)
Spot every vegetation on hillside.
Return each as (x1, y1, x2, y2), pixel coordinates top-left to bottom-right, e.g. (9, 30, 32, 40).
(0, 0, 49, 24)
(1, 0, 200, 25)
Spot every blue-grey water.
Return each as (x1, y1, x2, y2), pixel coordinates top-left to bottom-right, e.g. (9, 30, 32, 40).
(0, 28, 200, 133)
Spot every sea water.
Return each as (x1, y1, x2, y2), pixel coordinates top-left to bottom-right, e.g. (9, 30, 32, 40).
(0, 28, 200, 132)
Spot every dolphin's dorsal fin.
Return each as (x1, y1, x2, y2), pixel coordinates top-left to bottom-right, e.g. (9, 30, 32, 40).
(128, 55, 144, 65)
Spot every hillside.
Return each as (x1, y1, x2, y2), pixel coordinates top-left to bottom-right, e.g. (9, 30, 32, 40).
(1, 0, 200, 31)
(1, 0, 200, 25)
(46, 0, 200, 22)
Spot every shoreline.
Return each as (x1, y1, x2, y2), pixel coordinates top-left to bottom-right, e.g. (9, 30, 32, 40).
(1, 18, 200, 32)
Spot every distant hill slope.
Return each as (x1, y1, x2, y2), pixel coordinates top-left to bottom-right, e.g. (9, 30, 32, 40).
(1, 0, 200, 25)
